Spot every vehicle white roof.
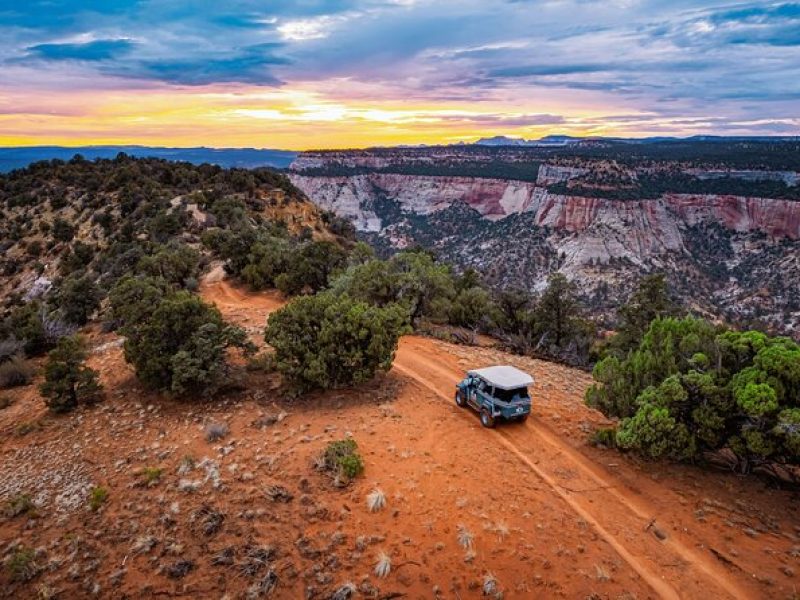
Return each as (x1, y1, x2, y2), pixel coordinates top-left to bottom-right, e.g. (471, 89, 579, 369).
(467, 365, 534, 390)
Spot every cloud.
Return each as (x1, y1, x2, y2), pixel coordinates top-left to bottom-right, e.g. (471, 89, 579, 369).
(0, 0, 799, 139)
(128, 46, 289, 86)
(487, 63, 612, 78)
(27, 39, 135, 61)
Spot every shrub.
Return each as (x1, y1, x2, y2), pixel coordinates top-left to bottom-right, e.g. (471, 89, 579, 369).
(590, 428, 618, 448)
(40, 335, 103, 413)
(5, 494, 38, 518)
(264, 292, 408, 391)
(141, 467, 163, 486)
(88, 486, 108, 511)
(205, 422, 229, 442)
(15, 420, 42, 436)
(60, 241, 96, 275)
(120, 290, 253, 396)
(319, 439, 364, 483)
(0, 355, 35, 388)
(53, 274, 103, 325)
(137, 243, 200, 288)
(3, 302, 78, 358)
(587, 318, 800, 473)
(4, 302, 47, 356)
(246, 352, 276, 373)
(52, 218, 75, 243)
(608, 274, 679, 356)
(534, 273, 582, 349)
(0, 337, 25, 363)
(274, 240, 347, 295)
(240, 236, 291, 290)
(331, 251, 455, 326)
(108, 276, 168, 328)
(5, 546, 39, 582)
(449, 286, 500, 331)
(25, 240, 43, 257)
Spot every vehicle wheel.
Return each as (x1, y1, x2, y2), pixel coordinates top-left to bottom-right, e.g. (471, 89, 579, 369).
(517, 413, 528, 422)
(455, 391, 467, 408)
(480, 409, 495, 428)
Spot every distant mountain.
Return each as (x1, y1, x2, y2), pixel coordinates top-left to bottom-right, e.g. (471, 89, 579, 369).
(474, 134, 800, 147)
(474, 135, 582, 147)
(0, 146, 298, 173)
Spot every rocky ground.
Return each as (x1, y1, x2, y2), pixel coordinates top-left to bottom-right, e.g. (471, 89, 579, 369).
(1, 280, 799, 599)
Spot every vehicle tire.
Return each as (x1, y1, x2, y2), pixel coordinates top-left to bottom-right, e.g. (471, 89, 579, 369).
(455, 391, 467, 408)
(480, 409, 495, 428)
(517, 413, 528, 423)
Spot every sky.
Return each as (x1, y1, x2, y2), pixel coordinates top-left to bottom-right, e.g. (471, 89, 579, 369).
(0, 0, 798, 149)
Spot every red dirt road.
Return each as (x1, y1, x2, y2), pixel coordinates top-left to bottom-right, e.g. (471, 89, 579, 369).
(202, 280, 797, 598)
(393, 338, 755, 600)
(2, 279, 797, 599)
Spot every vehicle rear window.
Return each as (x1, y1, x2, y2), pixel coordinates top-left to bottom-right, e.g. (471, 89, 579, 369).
(495, 387, 529, 402)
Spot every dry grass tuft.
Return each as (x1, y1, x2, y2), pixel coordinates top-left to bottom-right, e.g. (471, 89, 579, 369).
(5, 545, 40, 582)
(0, 355, 35, 389)
(166, 559, 194, 579)
(141, 467, 163, 486)
(238, 544, 276, 578)
(264, 485, 293, 503)
(5, 493, 38, 519)
(457, 524, 474, 549)
(205, 422, 229, 443)
(191, 505, 225, 537)
(483, 572, 498, 596)
(366, 488, 387, 512)
(88, 486, 108, 511)
(331, 582, 357, 600)
(131, 535, 158, 555)
(374, 551, 392, 578)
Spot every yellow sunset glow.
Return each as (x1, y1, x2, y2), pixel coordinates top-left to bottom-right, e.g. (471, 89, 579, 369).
(0, 82, 648, 150)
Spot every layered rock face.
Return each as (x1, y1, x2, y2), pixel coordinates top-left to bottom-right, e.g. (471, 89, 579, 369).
(291, 172, 800, 239)
(290, 169, 800, 336)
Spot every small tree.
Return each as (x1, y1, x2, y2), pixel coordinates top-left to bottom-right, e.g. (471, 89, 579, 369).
(241, 236, 291, 290)
(52, 218, 75, 243)
(264, 292, 409, 392)
(121, 291, 253, 396)
(108, 275, 168, 328)
(610, 274, 679, 356)
(331, 250, 455, 326)
(40, 336, 102, 413)
(54, 274, 103, 325)
(449, 286, 500, 332)
(3, 301, 75, 357)
(587, 318, 800, 475)
(137, 243, 200, 288)
(275, 240, 347, 296)
(535, 273, 582, 348)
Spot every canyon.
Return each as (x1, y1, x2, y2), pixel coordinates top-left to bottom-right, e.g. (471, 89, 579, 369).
(290, 146, 800, 336)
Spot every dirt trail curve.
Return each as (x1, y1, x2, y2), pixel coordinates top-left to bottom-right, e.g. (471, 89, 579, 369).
(393, 338, 756, 600)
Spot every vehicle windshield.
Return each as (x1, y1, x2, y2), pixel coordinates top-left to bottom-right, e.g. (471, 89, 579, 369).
(494, 387, 529, 402)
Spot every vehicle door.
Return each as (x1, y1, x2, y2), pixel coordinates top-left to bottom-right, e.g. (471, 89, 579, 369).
(466, 377, 480, 409)
(475, 379, 494, 412)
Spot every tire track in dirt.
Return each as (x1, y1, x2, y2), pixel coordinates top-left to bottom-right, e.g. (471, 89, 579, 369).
(392, 346, 754, 600)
